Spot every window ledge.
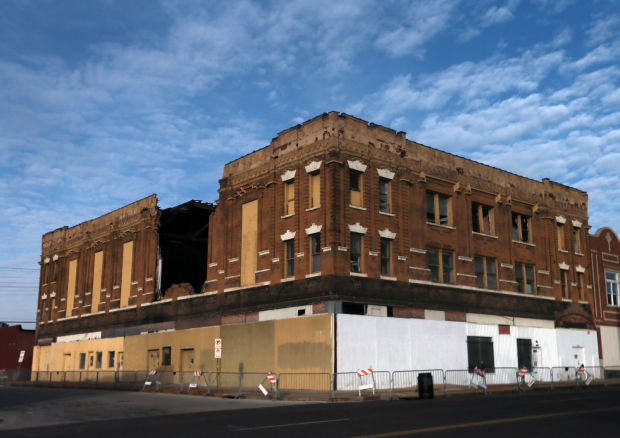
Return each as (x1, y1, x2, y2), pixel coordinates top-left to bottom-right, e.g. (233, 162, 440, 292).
(349, 204, 366, 211)
(574, 252, 584, 257)
(350, 272, 368, 277)
(305, 206, 321, 212)
(379, 211, 395, 217)
(407, 278, 556, 300)
(559, 249, 568, 254)
(281, 277, 295, 283)
(280, 213, 295, 219)
(306, 272, 321, 278)
(427, 222, 455, 230)
(561, 298, 572, 302)
(512, 240, 536, 247)
(380, 276, 397, 281)
(472, 231, 498, 239)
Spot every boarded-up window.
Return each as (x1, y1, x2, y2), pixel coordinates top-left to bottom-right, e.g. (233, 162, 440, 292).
(91, 251, 103, 313)
(350, 170, 362, 207)
(285, 181, 295, 215)
(66, 259, 77, 317)
(120, 241, 134, 307)
(309, 172, 320, 208)
(241, 200, 258, 286)
(467, 336, 495, 372)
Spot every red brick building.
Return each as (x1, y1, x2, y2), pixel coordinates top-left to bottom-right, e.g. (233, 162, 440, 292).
(0, 324, 34, 369)
(590, 227, 620, 365)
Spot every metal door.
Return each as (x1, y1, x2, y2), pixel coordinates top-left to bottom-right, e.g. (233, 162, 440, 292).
(181, 349, 195, 372)
(147, 349, 160, 370)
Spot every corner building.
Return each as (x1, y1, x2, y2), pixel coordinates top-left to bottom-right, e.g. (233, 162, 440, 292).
(33, 112, 601, 377)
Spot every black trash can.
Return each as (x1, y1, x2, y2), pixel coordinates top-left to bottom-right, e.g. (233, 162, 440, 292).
(418, 373, 434, 399)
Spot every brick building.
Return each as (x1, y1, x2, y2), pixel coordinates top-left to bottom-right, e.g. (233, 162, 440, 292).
(590, 227, 620, 365)
(33, 112, 600, 376)
(0, 324, 34, 370)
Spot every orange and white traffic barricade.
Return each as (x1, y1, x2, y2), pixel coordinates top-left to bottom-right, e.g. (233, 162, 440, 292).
(357, 368, 375, 396)
(144, 369, 160, 391)
(517, 367, 536, 388)
(186, 370, 208, 392)
(577, 364, 592, 386)
(258, 371, 278, 397)
(470, 366, 487, 393)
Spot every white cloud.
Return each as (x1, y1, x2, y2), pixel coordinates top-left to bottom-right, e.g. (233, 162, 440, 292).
(586, 15, 620, 46)
(481, 0, 520, 27)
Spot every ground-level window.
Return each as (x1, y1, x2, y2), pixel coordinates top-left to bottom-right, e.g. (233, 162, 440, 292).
(96, 351, 102, 369)
(427, 248, 453, 284)
(517, 338, 532, 370)
(79, 353, 86, 370)
(607, 271, 619, 306)
(467, 336, 495, 372)
(162, 346, 172, 366)
(515, 262, 535, 294)
(474, 256, 497, 289)
(108, 351, 115, 368)
(350, 233, 363, 273)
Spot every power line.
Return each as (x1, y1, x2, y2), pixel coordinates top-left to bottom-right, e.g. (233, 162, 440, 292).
(0, 267, 39, 271)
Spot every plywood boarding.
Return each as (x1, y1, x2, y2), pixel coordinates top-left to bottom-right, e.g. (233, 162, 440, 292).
(120, 241, 134, 307)
(91, 251, 103, 313)
(241, 200, 258, 287)
(66, 259, 77, 317)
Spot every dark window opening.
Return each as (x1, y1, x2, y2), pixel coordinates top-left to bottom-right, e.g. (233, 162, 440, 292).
(379, 178, 390, 212)
(350, 233, 362, 273)
(467, 336, 495, 372)
(380, 238, 391, 276)
(108, 351, 115, 368)
(96, 351, 102, 369)
(517, 338, 532, 370)
(286, 240, 295, 277)
(349, 170, 361, 191)
(162, 346, 171, 366)
(297, 309, 305, 316)
(342, 302, 365, 315)
(79, 353, 86, 370)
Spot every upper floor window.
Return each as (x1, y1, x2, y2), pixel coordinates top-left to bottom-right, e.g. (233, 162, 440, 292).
(427, 248, 453, 284)
(560, 269, 569, 299)
(515, 262, 535, 294)
(350, 170, 363, 207)
(426, 191, 451, 226)
(576, 271, 584, 301)
(557, 223, 566, 251)
(285, 239, 295, 277)
(284, 180, 295, 215)
(310, 233, 321, 273)
(472, 203, 494, 235)
(474, 256, 497, 289)
(380, 238, 391, 276)
(512, 212, 531, 243)
(573, 227, 581, 253)
(350, 233, 363, 273)
(379, 178, 391, 213)
(606, 271, 618, 306)
(309, 171, 320, 208)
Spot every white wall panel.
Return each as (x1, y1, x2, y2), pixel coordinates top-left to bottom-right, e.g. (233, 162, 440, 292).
(600, 326, 620, 366)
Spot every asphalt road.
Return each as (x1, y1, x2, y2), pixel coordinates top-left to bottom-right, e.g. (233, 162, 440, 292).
(1, 386, 619, 437)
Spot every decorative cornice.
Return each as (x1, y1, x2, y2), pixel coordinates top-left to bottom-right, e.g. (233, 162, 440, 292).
(281, 169, 296, 182)
(377, 168, 395, 180)
(378, 228, 396, 239)
(576, 265, 585, 273)
(347, 160, 367, 172)
(555, 215, 566, 224)
(305, 223, 323, 235)
(572, 219, 582, 228)
(559, 262, 569, 270)
(305, 161, 322, 173)
(348, 222, 368, 234)
(280, 230, 296, 241)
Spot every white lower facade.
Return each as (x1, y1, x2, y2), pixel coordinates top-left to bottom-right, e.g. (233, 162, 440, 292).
(599, 325, 620, 366)
(336, 313, 600, 372)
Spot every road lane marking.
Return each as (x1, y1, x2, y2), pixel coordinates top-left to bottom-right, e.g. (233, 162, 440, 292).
(354, 406, 620, 437)
(231, 418, 350, 431)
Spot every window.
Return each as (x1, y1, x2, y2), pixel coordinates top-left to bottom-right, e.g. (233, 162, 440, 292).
(79, 353, 86, 370)
(285, 240, 295, 277)
(427, 248, 454, 284)
(577, 272, 584, 301)
(310, 234, 320, 273)
(350, 170, 362, 206)
(557, 223, 565, 250)
(350, 233, 363, 273)
(474, 256, 497, 289)
(89, 354, 94, 367)
(309, 172, 320, 208)
(467, 336, 495, 372)
(515, 263, 535, 294)
(284, 181, 295, 215)
(472, 203, 494, 235)
(512, 212, 531, 243)
(517, 339, 532, 370)
(606, 271, 618, 306)
(573, 227, 581, 253)
(108, 351, 115, 368)
(380, 238, 391, 276)
(560, 269, 569, 299)
(379, 178, 391, 213)
(162, 346, 171, 366)
(96, 352, 102, 369)
(426, 191, 451, 226)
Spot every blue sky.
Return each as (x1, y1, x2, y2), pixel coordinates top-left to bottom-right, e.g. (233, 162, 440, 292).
(1, 0, 619, 329)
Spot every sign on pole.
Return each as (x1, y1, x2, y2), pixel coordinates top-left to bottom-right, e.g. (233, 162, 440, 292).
(214, 338, 222, 358)
(18, 350, 25, 363)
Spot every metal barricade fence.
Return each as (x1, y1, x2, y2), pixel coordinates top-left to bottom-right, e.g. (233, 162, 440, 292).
(278, 373, 331, 393)
(484, 367, 518, 386)
(552, 366, 577, 385)
(444, 369, 471, 391)
(604, 365, 620, 385)
(392, 369, 445, 394)
(333, 372, 361, 392)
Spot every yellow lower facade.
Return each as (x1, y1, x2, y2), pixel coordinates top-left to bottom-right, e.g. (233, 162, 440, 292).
(32, 314, 334, 377)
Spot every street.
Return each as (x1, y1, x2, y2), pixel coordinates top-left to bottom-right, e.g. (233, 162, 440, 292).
(1, 386, 619, 437)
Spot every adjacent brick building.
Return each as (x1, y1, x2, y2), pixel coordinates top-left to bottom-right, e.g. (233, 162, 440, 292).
(590, 227, 620, 365)
(0, 324, 35, 370)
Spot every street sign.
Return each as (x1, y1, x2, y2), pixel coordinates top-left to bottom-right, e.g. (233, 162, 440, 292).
(18, 350, 25, 363)
(214, 347, 222, 359)
(215, 338, 222, 348)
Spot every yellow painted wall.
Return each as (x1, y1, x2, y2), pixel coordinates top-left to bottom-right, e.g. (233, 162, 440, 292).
(34, 314, 333, 376)
(66, 259, 77, 317)
(120, 241, 134, 307)
(92, 251, 103, 313)
(240, 200, 258, 286)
